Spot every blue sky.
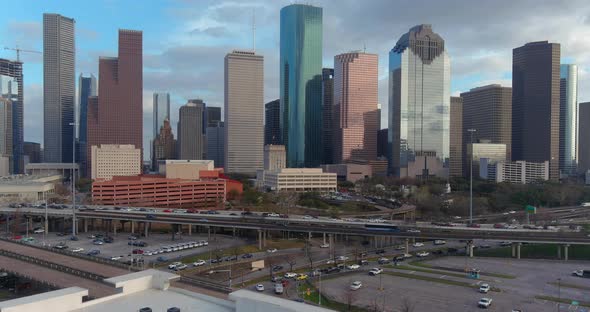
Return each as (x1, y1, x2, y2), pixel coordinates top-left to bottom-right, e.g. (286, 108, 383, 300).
(2, 0, 590, 156)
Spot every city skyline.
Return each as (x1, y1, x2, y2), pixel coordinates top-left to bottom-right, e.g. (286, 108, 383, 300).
(3, 1, 590, 156)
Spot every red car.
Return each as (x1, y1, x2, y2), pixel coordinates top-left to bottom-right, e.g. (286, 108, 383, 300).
(132, 249, 144, 254)
(187, 209, 197, 213)
(163, 209, 173, 213)
(493, 223, 506, 229)
(467, 223, 481, 228)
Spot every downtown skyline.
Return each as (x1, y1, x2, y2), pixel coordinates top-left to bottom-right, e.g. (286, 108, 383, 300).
(1, 0, 590, 156)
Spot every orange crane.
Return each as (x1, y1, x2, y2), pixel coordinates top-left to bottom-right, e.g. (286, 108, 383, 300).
(3, 46, 41, 61)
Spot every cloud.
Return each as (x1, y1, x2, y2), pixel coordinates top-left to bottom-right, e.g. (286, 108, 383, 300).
(190, 26, 230, 37)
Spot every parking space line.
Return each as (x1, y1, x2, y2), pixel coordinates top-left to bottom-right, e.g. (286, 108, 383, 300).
(409, 271, 415, 274)
(439, 275, 446, 279)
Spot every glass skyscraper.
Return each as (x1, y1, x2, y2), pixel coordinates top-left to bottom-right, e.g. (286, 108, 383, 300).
(559, 64, 578, 175)
(280, 4, 323, 168)
(388, 24, 451, 178)
(78, 74, 96, 176)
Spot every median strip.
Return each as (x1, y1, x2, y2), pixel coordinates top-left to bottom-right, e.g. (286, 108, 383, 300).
(409, 261, 516, 279)
(382, 271, 501, 292)
(547, 282, 590, 291)
(535, 295, 590, 308)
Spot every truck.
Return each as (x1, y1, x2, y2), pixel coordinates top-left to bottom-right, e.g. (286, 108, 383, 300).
(572, 269, 590, 278)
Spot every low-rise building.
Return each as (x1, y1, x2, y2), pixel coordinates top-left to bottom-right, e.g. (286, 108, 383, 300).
(158, 159, 215, 179)
(264, 145, 286, 171)
(321, 163, 371, 183)
(0, 174, 59, 201)
(91, 144, 141, 180)
(261, 168, 336, 192)
(25, 163, 79, 180)
(482, 160, 549, 184)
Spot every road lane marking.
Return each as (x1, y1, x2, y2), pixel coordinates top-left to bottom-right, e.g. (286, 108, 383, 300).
(439, 275, 446, 279)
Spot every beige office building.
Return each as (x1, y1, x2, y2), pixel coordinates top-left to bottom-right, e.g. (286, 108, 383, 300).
(224, 50, 264, 175)
(264, 145, 286, 171)
(494, 160, 549, 184)
(91, 144, 141, 180)
(0, 174, 59, 202)
(158, 159, 215, 179)
(263, 168, 336, 192)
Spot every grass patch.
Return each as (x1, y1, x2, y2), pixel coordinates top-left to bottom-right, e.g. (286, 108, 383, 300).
(409, 261, 516, 279)
(297, 282, 369, 312)
(383, 271, 501, 292)
(475, 244, 590, 261)
(548, 282, 590, 291)
(387, 265, 472, 279)
(535, 295, 590, 307)
(266, 239, 306, 250)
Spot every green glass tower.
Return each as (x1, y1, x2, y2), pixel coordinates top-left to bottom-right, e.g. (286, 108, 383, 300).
(280, 4, 323, 168)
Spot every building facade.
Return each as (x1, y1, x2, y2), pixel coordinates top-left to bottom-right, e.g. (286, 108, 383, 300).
(280, 4, 323, 168)
(262, 168, 336, 192)
(264, 145, 286, 171)
(388, 24, 451, 178)
(0, 98, 12, 174)
(23, 141, 41, 164)
(579, 102, 590, 173)
(87, 30, 143, 177)
(264, 99, 281, 146)
(512, 41, 560, 181)
(224, 50, 264, 175)
(322, 68, 334, 164)
(490, 160, 550, 184)
(78, 74, 97, 177)
(377, 128, 388, 159)
(449, 96, 463, 177)
(0, 59, 23, 173)
(91, 144, 141, 180)
(207, 121, 224, 169)
(333, 52, 379, 164)
(152, 119, 176, 170)
(467, 142, 507, 178)
(43, 13, 75, 164)
(205, 106, 221, 127)
(559, 64, 578, 176)
(177, 100, 206, 160)
(153, 92, 170, 139)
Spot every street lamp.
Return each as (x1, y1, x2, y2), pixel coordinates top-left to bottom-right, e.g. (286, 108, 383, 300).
(467, 129, 477, 225)
(557, 278, 561, 312)
(69, 122, 78, 237)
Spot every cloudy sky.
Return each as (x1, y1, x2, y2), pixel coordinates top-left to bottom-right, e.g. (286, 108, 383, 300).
(2, 0, 590, 156)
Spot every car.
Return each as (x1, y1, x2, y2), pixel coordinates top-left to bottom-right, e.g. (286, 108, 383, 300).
(395, 245, 405, 250)
(110, 256, 122, 261)
(157, 256, 167, 262)
(467, 223, 481, 228)
(336, 255, 349, 261)
(326, 260, 335, 264)
(175, 264, 188, 271)
(499, 241, 512, 246)
(255, 284, 265, 292)
(375, 249, 386, 254)
(103, 237, 114, 243)
(93, 240, 104, 245)
(412, 242, 424, 247)
(507, 225, 518, 229)
(378, 257, 390, 264)
(403, 253, 413, 258)
(267, 213, 280, 217)
(128, 235, 138, 240)
(144, 250, 153, 256)
(193, 260, 207, 267)
(56, 232, 65, 237)
(296, 274, 308, 280)
(407, 229, 421, 233)
(434, 240, 446, 245)
(87, 249, 100, 256)
(274, 283, 284, 294)
(478, 298, 492, 308)
(168, 262, 183, 270)
(347, 264, 360, 270)
(272, 265, 284, 272)
(54, 244, 68, 250)
(71, 247, 84, 253)
(416, 251, 429, 257)
(479, 284, 490, 293)
(132, 249, 144, 254)
(358, 259, 369, 265)
(509, 210, 516, 214)
(267, 248, 278, 253)
(303, 215, 313, 219)
(493, 223, 506, 229)
(33, 228, 44, 234)
(350, 281, 362, 290)
(479, 244, 492, 249)
(320, 243, 330, 248)
(284, 272, 297, 279)
(242, 253, 253, 259)
(369, 268, 383, 276)
(70, 236, 79, 241)
(163, 209, 173, 213)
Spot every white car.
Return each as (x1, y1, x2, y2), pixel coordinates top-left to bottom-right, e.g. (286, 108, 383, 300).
(407, 229, 421, 233)
(369, 268, 383, 276)
(303, 215, 313, 219)
(479, 284, 490, 293)
(168, 262, 182, 270)
(412, 242, 424, 247)
(347, 264, 360, 270)
(416, 251, 429, 257)
(144, 251, 153, 256)
(33, 229, 44, 234)
(201, 241, 209, 246)
(284, 272, 297, 279)
(478, 298, 492, 308)
(110, 256, 122, 261)
(509, 210, 516, 214)
(336, 256, 349, 261)
(403, 253, 413, 258)
(268, 213, 280, 217)
(255, 284, 265, 291)
(350, 281, 362, 290)
(193, 260, 207, 267)
(320, 243, 330, 248)
(267, 248, 278, 253)
(71, 247, 84, 253)
(434, 240, 446, 245)
(326, 260, 335, 264)
(175, 264, 188, 271)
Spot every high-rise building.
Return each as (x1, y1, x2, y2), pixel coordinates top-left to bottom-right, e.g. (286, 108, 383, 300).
(207, 121, 224, 168)
(449, 96, 463, 177)
(78, 74, 97, 177)
(322, 68, 334, 164)
(152, 119, 176, 170)
(86, 30, 143, 177)
(205, 106, 222, 127)
(377, 129, 388, 159)
(224, 50, 264, 175)
(460, 84, 512, 175)
(43, 13, 75, 164)
(388, 24, 451, 178)
(578, 102, 590, 173)
(91, 144, 141, 180)
(0, 98, 12, 172)
(512, 41, 560, 181)
(280, 4, 323, 168)
(264, 99, 281, 146)
(23, 141, 41, 164)
(153, 92, 170, 139)
(264, 145, 286, 171)
(177, 100, 206, 160)
(559, 64, 578, 176)
(0, 59, 23, 173)
(333, 52, 379, 164)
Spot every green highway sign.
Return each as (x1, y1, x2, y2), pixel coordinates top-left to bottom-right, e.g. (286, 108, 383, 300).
(525, 205, 537, 214)
(572, 301, 579, 306)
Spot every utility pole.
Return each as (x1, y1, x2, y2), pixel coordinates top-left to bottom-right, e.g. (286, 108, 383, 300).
(467, 129, 477, 225)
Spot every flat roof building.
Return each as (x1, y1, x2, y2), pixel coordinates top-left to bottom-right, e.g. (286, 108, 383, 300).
(261, 168, 336, 192)
(0, 174, 59, 201)
(483, 160, 549, 184)
(25, 163, 79, 180)
(264, 145, 286, 171)
(91, 145, 141, 180)
(158, 159, 215, 179)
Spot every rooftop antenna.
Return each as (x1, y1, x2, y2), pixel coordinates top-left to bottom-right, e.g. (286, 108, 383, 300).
(363, 43, 366, 53)
(252, 9, 256, 52)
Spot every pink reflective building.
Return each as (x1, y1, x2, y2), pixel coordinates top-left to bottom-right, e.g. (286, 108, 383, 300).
(333, 52, 379, 163)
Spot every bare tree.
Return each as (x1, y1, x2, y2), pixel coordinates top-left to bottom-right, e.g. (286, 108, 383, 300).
(284, 254, 297, 271)
(400, 297, 415, 312)
(277, 191, 298, 215)
(345, 289, 357, 311)
(304, 239, 314, 270)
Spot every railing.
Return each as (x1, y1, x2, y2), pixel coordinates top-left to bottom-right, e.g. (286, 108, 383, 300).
(179, 275, 233, 293)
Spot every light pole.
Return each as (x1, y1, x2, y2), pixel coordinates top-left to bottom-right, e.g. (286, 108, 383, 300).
(69, 122, 77, 237)
(43, 191, 48, 244)
(467, 128, 477, 225)
(318, 272, 322, 306)
(557, 278, 561, 312)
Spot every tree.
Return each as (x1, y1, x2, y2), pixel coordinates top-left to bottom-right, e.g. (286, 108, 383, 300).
(400, 297, 416, 312)
(284, 254, 297, 271)
(345, 289, 357, 311)
(304, 239, 314, 270)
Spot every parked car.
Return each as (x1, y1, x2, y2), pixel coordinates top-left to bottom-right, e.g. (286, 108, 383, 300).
(93, 239, 104, 245)
(416, 251, 429, 257)
(255, 284, 265, 292)
(347, 264, 360, 270)
(128, 235, 138, 240)
(274, 283, 284, 294)
(336, 255, 349, 261)
(193, 260, 207, 267)
(70, 236, 79, 241)
(175, 264, 188, 271)
(350, 281, 362, 290)
(267, 248, 278, 253)
(33, 228, 44, 234)
(479, 284, 490, 293)
(284, 272, 297, 279)
(71, 247, 84, 253)
(434, 240, 446, 245)
(272, 265, 284, 272)
(132, 249, 144, 254)
(358, 260, 369, 265)
(242, 253, 253, 259)
(412, 242, 424, 247)
(296, 274, 308, 281)
(478, 298, 492, 308)
(320, 243, 330, 248)
(378, 257, 390, 264)
(369, 268, 383, 276)
(168, 262, 183, 270)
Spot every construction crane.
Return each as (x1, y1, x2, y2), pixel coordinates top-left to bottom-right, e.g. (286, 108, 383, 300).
(3, 46, 41, 62)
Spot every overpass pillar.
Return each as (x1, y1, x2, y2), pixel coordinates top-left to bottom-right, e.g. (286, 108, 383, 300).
(113, 220, 117, 235)
(207, 226, 211, 241)
(511, 244, 516, 258)
(323, 233, 326, 245)
(564, 244, 569, 261)
(232, 227, 236, 238)
(131, 221, 135, 234)
(258, 230, 262, 250)
(144, 222, 149, 237)
(557, 245, 561, 259)
(44, 216, 49, 234)
(516, 243, 521, 259)
(469, 243, 474, 258)
(308, 232, 312, 240)
(188, 224, 192, 236)
(83, 219, 88, 233)
(263, 230, 267, 248)
(405, 238, 409, 253)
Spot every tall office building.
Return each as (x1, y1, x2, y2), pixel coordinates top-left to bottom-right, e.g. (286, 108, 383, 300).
(377, 129, 388, 158)
(205, 106, 221, 127)
(559, 64, 578, 176)
(333, 52, 379, 164)
(460, 84, 512, 175)
(512, 41, 560, 181)
(264, 99, 281, 146)
(152, 119, 176, 170)
(153, 93, 170, 139)
(224, 50, 264, 175)
(0, 59, 23, 173)
(207, 121, 224, 168)
(23, 141, 42, 164)
(579, 102, 590, 173)
(449, 96, 463, 177)
(388, 24, 451, 178)
(78, 74, 96, 177)
(322, 68, 334, 164)
(43, 13, 75, 164)
(177, 100, 206, 160)
(86, 30, 143, 177)
(280, 4, 323, 168)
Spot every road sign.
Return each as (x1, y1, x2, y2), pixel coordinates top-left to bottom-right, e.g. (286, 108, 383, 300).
(525, 205, 537, 214)
(572, 301, 579, 306)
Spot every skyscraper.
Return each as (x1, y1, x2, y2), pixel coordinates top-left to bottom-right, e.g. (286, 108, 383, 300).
(152, 119, 176, 169)
(322, 68, 334, 164)
(333, 52, 379, 164)
(578, 102, 590, 173)
(86, 30, 143, 177)
(460, 84, 512, 175)
(0, 59, 23, 173)
(153, 92, 170, 139)
(224, 50, 264, 175)
(207, 121, 224, 168)
(280, 4, 323, 168)
(512, 41, 560, 181)
(377, 129, 388, 159)
(177, 100, 206, 160)
(388, 24, 451, 178)
(559, 64, 578, 176)
(43, 13, 75, 164)
(264, 99, 281, 146)
(78, 74, 97, 177)
(0, 98, 12, 173)
(449, 96, 463, 178)
(205, 106, 222, 127)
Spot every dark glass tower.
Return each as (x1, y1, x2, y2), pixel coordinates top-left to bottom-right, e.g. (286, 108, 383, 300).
(78, 74, 96, 177)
